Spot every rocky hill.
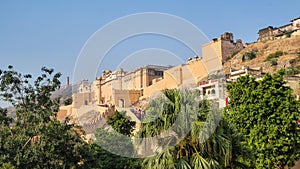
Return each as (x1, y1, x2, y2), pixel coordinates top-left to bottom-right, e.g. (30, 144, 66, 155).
(51, 83, 80, 103)
(224, 36, 300, 75)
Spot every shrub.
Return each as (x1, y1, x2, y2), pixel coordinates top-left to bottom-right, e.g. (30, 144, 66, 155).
(285, 66, 300, 75)
(270, 59, 278, 66)
(265, 51, 285, 61)
(243, 50, 257, 61)
(285, 32, 292, 38)
(63, 97, 73, 105)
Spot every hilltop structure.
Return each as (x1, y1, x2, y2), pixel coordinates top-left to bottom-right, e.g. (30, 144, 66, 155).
(58, 24, 300, 133)
(258, 16, 300, 41)
(65, 32, 245, 113)
(228, 66, 265, 82)
(61, 29, 300, 133)
(57, 32, 236, 126)
(54, 17, 300, 158)
(94, 65, 169, 108)
(202, 32, 244, 63)
(72, 57, 212, 110)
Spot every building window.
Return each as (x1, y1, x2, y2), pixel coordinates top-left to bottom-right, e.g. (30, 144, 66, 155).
(119, 99, 125, 108)
(211, 89, 216, 95)
(154, 71, 163, 76)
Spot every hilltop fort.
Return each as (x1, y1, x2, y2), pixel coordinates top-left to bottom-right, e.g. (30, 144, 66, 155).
(57, 16, 300, 136)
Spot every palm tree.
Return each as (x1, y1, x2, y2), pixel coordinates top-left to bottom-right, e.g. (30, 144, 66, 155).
(137, 89, 252, 169)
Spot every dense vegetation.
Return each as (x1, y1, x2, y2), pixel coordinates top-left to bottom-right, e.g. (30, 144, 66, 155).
(0, 66, 93, 169)
(93, 110, 142, 169)
(0, 66, 141, 169)
(1, 66, 300, 169)
(224, 69, 300, 168)
(137, 89, 251, 169)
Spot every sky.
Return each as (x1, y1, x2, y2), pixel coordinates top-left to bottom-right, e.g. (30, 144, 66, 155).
(0, 0, 300, 85)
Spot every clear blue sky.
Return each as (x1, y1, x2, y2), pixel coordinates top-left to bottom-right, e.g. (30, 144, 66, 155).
(0, 0, 299, 84)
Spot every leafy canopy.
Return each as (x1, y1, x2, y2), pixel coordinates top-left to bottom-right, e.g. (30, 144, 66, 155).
(0, 66, 93, 169)
(138, 89, 251, 169)
(93, 110, 141, 169)
(224, 69, 300, 168)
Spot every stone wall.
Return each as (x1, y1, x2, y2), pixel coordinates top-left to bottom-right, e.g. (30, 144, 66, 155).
(142, 58, 210, 98)
(73, 92, 93, 109)
(285, 76, 300, 95)
(221, 39, 243, 61)
(113, 89, 141, 108)
(202, 39, 222, 62)
(202, 32, 243, 63)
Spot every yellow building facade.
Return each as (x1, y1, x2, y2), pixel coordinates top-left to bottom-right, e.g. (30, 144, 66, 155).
(58, 32, 239, 123)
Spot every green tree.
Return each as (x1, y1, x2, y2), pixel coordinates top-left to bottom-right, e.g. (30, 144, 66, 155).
(224, 69, 300, 168)
(0, 162, 15, 169)
(92, 110, 141, 169)
(107, 110, 136, 136)
(63, 97, 73, 106)
(137, 89, 251, 169)
(0, 66, 93, 169)
(0, 108, 12, 128)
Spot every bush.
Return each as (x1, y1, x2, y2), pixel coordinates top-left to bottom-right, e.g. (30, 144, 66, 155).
(270, 59, 278, 66)
(285, 32, 292, 38)
(243, 50, 257, 61)
(285, 66, 300, 75)
(265, 51, 285, 61)
(63, 97, 73, 105)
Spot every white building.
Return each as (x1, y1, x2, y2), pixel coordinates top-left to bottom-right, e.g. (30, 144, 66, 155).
(196, 78, 227, 108)
(228, 66, 264, 82)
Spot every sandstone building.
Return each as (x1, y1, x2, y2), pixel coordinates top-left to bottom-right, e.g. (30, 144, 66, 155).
(58, 32, 240, 128)
(95, 65, 170, 108)
(258, 16, 300, 41)
(202, 32, 244, 63)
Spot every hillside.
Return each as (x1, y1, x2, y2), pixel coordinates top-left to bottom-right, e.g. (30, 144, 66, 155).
(51, 83, 80, 103)
(224, 36, 300, 75)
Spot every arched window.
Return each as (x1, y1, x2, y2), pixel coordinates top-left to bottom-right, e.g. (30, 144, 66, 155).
(211, 89, 216, 95)
(119, 99, 125, 108)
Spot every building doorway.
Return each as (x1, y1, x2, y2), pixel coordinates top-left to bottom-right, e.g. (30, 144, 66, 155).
(119, 99, 125, 108)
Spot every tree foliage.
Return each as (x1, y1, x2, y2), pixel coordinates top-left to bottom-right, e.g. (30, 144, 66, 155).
(107, 110, 136, 137)
(265, 50, 284, 61)
(92, 110, 141, 169)
(93, 130, 141, 169)
(242, 50, 257, 61)
(224, 69, 300, 168)
(0, 66, 93, 169)
(137, 89, 251, 169)
(63, 97, 73, 106)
